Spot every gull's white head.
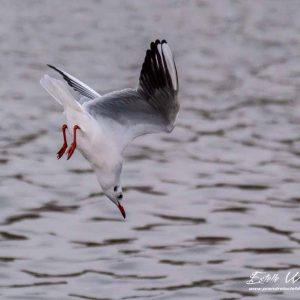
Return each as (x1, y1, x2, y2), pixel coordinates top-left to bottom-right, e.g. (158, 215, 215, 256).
(94, 164, 126, 219)
(104, 184, 125, 219)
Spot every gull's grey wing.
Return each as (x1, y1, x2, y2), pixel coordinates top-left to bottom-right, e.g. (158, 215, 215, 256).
(86, 88, 167, 136)
(85, 39, 179, 150)
(47, 65, 101, 102)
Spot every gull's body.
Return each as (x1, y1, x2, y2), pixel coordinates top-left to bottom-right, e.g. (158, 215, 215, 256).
(40, 40, 179, 218)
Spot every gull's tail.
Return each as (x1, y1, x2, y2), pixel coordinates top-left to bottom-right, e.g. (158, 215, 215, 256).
(40, 74, 81, 111)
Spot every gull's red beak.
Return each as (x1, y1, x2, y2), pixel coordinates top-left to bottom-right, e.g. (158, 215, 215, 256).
(117, 202, 126, 219)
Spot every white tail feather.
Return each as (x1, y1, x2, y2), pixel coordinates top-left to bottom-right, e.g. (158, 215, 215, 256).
(40, 75, 81, 111)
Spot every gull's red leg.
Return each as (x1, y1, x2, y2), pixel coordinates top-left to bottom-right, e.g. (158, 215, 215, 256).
(57, 124, 68, 159)
(67, 125, 81, 160)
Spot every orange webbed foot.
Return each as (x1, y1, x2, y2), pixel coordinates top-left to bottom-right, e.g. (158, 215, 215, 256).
(57, 143, 68, 159)
(57, 124, 68, 159)
(66, 125, 81, 160)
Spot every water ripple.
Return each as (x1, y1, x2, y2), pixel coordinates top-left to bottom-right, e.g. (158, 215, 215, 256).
(23, 269, 166, 280)
(0, 1, 299, 299)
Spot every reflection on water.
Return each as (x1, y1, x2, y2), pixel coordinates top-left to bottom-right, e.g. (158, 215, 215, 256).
(1, 0, 300, 299)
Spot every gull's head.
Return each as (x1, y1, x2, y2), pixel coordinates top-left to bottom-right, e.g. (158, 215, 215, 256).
(94, 163, 126, 219)
(104, 185, 126, 219)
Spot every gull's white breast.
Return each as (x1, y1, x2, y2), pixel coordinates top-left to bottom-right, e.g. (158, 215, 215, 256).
(64, 107, 120, 171)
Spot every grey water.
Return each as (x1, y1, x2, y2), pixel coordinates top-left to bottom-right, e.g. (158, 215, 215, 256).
(1, 0, 300, 299)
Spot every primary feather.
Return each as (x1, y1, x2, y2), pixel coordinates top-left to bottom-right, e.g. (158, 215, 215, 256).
(47, 64, 101, 101)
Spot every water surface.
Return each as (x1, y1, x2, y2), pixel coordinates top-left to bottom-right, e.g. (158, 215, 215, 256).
(1, 1, 300, 299)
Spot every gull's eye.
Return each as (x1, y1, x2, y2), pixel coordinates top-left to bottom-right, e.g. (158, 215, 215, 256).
(114, 186, 118, 192)
(117, 194, 123, 199)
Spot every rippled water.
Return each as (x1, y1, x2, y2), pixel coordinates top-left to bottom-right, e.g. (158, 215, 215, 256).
(1, 0, 300, 299)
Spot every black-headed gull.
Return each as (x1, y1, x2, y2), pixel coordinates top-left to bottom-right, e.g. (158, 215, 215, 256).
(40, 39, 179, 219)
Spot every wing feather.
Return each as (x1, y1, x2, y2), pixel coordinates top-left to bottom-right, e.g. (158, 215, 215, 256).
(137, 40, 179, 128)
(47, 65, 100, 101)
(85, 39, 179, 151)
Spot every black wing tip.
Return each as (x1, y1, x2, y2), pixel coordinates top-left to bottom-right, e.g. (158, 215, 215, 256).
(46, 64, 65, 76)
(153, 39, 167, 46)
(47, 64, 57, 70)
(150, 39, 167, 51)
(139, 38, 176, 96)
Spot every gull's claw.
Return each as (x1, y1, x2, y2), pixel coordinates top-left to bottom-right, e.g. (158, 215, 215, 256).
(66, 125, 81, 160)
(66, 143, 76, 160)
(57, 124, 68, 159)
(57, 143, 68, 159)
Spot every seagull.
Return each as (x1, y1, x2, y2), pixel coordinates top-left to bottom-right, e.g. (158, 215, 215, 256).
(40, 39, 179, 219)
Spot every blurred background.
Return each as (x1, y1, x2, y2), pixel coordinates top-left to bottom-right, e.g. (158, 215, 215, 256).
(1, 0, 300, 299)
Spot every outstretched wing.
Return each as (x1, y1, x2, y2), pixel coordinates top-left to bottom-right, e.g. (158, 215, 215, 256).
(47, 65, 101, 102)
(85, 39, 179, 151)
(137, 39, 179, 127)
